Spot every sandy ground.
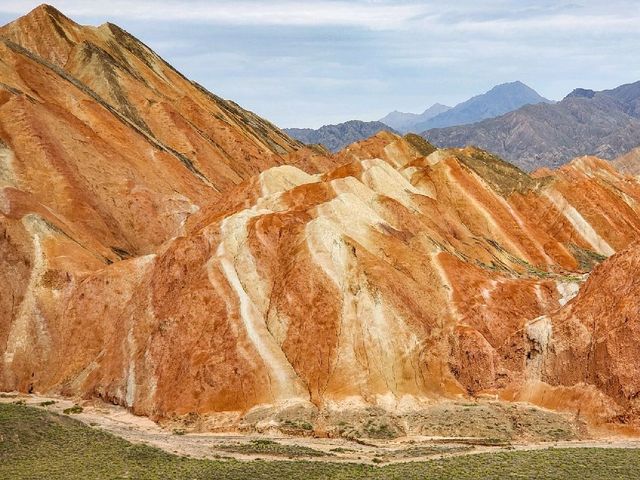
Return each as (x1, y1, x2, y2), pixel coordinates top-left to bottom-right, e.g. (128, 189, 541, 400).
(2, 392, 640, 465)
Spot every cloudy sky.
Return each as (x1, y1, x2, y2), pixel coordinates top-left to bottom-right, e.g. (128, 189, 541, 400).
(1, 1, 639, 128)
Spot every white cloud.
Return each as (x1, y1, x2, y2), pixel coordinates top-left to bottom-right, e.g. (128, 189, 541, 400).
(445, 13, 640, 35)
(1, 0, 430, 30)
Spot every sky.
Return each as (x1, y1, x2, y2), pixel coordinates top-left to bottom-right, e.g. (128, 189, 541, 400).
(1, 1, 639, 128)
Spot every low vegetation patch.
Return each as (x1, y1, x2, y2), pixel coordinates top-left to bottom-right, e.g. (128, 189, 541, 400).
(62, 405, 83, 415)
(569, 244, 608, 271)
(433, 437, 511, 447)
(392, 445, 474, 458)
(279, 419, 313, 432)
(1, 403, 639, 479)
(453, 147, 543, 197)
(363, 419, 397, 439)
(403, 133, 437, 157)
(214, 439, 330, 458)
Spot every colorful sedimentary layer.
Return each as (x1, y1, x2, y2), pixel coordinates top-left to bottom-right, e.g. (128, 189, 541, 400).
(2, 5, 640, 434)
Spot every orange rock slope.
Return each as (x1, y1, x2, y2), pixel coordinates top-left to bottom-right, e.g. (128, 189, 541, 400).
(0, 4, 299, 258)
(2, 5, 640, 433)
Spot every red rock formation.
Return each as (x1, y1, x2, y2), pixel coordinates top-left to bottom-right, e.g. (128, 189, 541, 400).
(507, 242, 640, 425)
(565, 257, 640, 419)
(2, 5, 640, 434)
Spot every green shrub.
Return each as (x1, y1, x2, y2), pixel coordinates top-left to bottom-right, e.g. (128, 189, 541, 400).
(63, 405, 83, 414)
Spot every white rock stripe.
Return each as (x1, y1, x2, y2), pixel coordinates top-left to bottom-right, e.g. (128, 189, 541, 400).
(544, 190, 614, 256)
(215, 213, 307, 401)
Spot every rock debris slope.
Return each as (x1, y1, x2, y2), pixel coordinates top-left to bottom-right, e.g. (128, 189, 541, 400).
(2, 5, 640, 434)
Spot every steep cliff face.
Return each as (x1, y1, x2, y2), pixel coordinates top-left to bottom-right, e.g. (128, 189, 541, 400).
(506, 242, 640, 425)
(3, 6, 640, 435)
(546, 243, 640, 423)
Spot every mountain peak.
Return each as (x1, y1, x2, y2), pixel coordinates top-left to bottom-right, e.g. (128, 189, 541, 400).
(420, 102, 452, 115)
(379, 103, 451, 133)
(29, 3, 65, 15)
(415, 81, 550, 132)
(496, 80, 525, 87)
(424, 80, 640, 171)
(488, 80, 539, 95)
(0, 3, 300, 218)
(0, 3, 81, 65)
(564, 88, 597, 100)
(9, 3, 77, 29)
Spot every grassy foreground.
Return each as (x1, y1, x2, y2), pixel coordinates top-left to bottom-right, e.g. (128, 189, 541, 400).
(1, 403, 638, 479)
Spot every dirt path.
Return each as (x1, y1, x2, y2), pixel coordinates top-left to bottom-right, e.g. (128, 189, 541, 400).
(3, 392, 640, 465)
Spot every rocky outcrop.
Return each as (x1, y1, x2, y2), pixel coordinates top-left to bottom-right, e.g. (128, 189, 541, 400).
(548, 243, 640, 423)
(3, 5, 640, 435)
(507, 242, 640, 425)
